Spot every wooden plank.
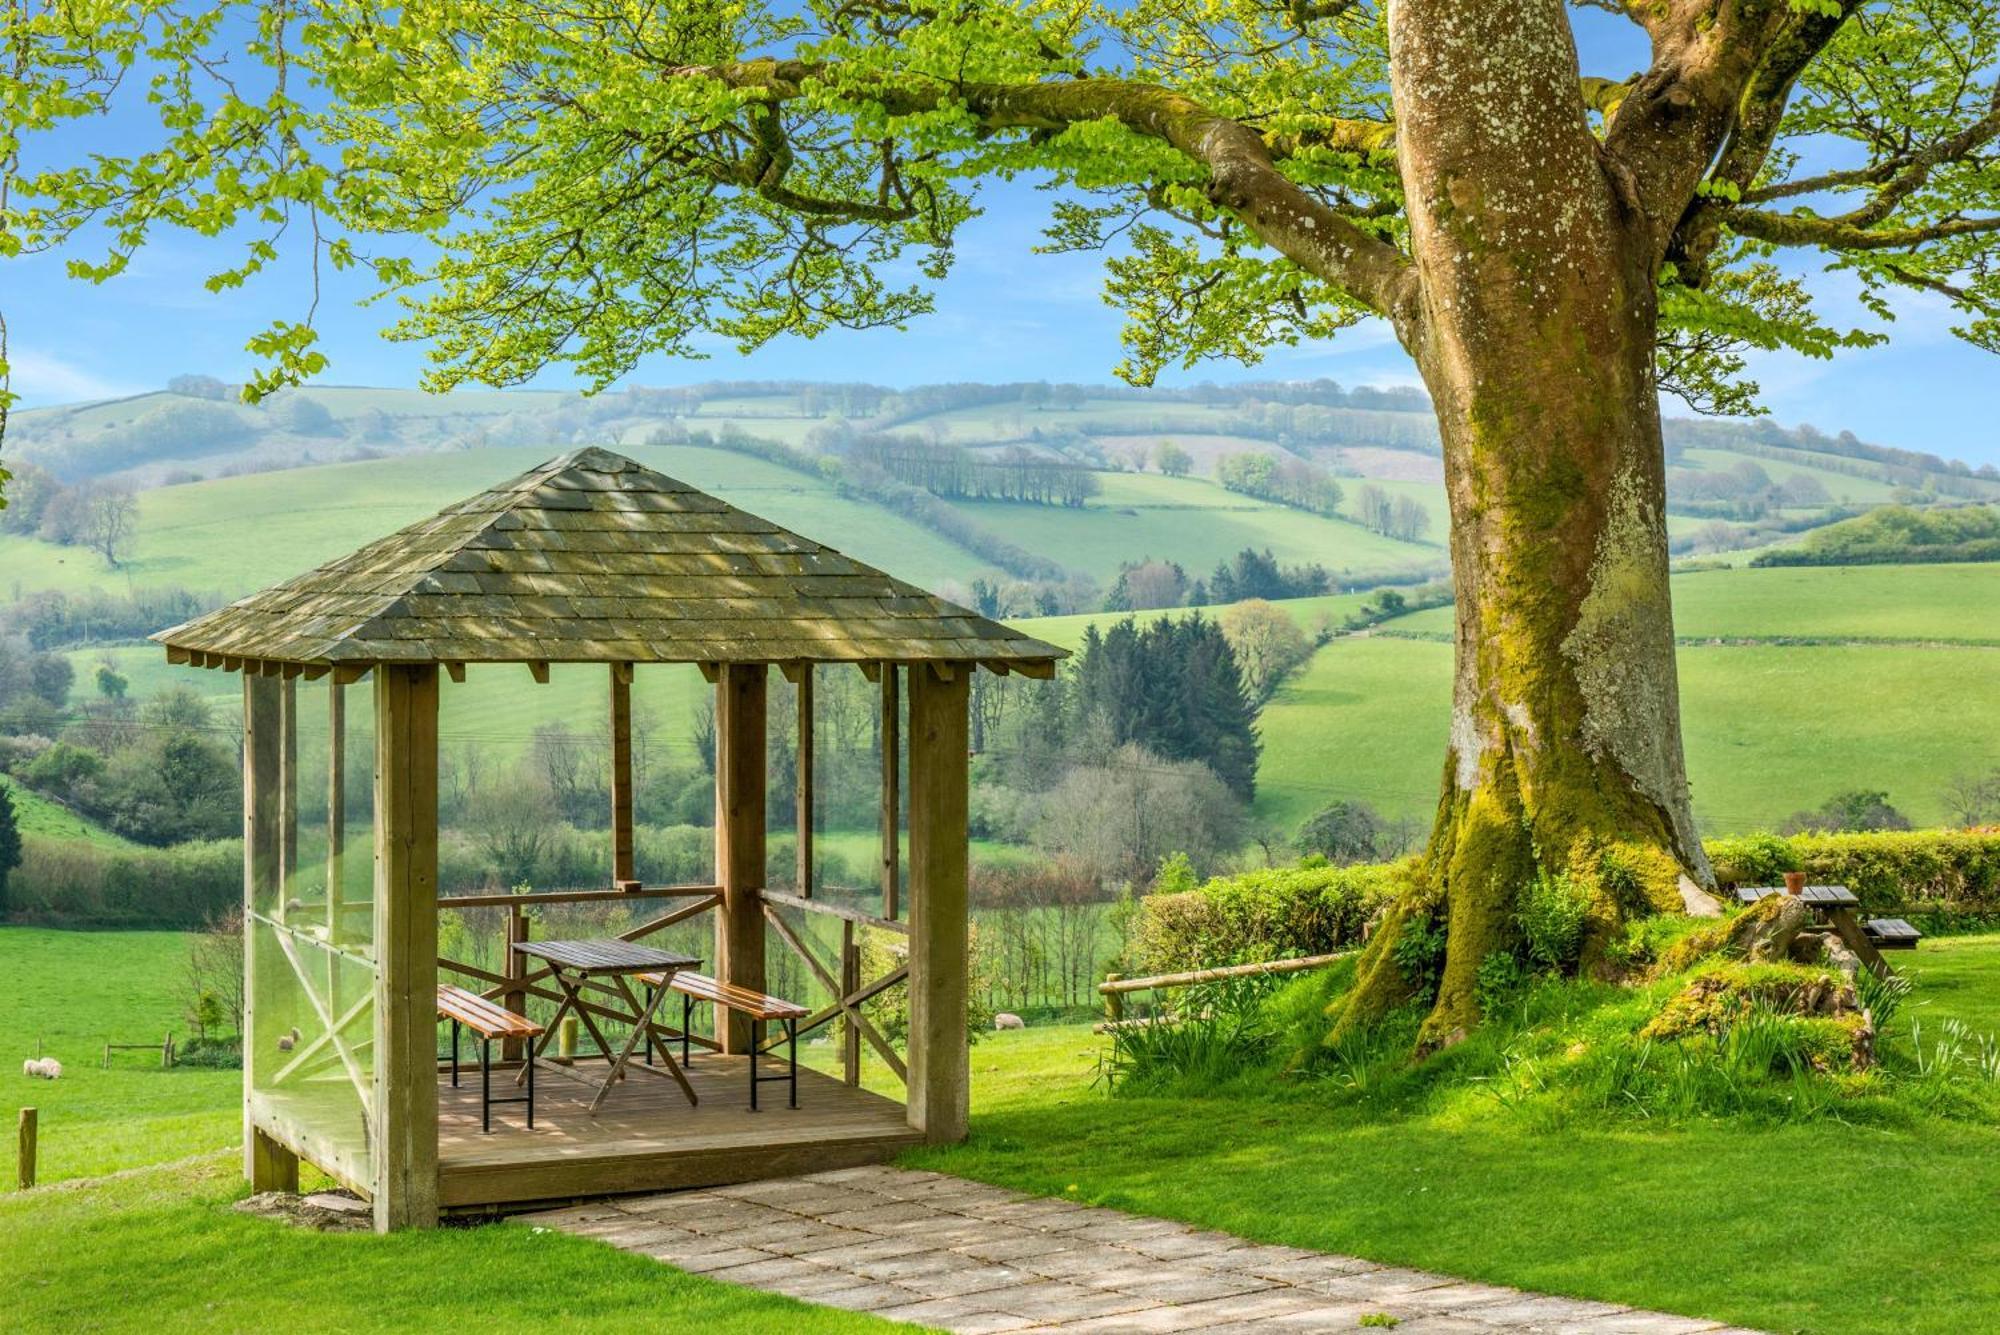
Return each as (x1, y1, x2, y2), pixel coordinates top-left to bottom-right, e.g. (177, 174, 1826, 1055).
(1099, 952, 1352, 995)
(880, 664, 900, 921)
(16, 1107, 36, 1191)
(759, 888, 907, 935)
(373, 663, 441, 1231)
(444, 661, 466, 684)
(242, 673, 282, 1187)
(526, 660, 550, 684)
(327, 681, 346, 949)
(842, 922, 860, 1087)
(714, 662, 767, 1054)
(906, 660, 970, 1144)
(439, 884, 720, 909)
(279, 676, 298, 911)
(796, 666, 814, 897)
(609, 664, 635, 886)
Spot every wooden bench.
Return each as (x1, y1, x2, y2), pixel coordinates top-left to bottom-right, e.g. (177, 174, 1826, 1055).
(1864, 918, 1923, 951)
(437, 984, 545, 1133)
(638, 971, 809, 1110)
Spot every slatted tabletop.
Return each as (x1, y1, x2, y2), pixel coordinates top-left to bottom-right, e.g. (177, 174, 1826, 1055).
(1736, 884, 1862, 908)
(513, 939, 700, 975)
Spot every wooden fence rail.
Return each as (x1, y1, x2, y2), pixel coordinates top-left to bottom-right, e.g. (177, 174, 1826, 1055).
(1095, 952, 1352, 1028)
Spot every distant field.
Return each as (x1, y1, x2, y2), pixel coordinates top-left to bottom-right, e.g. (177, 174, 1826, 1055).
(7, 442, 995, 599)
(0, 775, 136, 849)
(1254, 631, 2000, 834)
(949, 471, 1442, 584)
(1391, 563, 2000, 643)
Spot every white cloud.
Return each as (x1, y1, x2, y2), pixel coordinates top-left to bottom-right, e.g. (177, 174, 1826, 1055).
(6, 347, 141, 406)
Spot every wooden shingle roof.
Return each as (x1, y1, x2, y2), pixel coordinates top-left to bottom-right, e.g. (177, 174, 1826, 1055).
(152, 447, 1066, 672)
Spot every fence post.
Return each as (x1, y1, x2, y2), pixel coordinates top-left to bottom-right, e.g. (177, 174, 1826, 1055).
(503, 905, 529, 1063)
(1103, 974, 1123, 1026)
(841, 921, 860, 1087)
(163, 1033, 174, 1069)
(17, 1107, 36, 1191)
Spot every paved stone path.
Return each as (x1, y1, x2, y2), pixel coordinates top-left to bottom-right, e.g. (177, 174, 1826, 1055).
(521, 1166, 1759, 1334)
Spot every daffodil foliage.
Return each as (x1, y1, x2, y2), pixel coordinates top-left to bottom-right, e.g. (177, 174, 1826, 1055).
(2, 0, 1996, 425)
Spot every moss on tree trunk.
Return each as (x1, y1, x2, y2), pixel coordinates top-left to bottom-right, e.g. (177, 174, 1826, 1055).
(1330, 0, 1710, 1053)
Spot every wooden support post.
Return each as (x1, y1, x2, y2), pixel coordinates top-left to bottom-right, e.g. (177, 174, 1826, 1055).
(242, 674, 282, 1185)
(249, 1124, 298, 1194)
(17, 1107, 36, 1191)
(797, 667, 814, 897)
(841, 920, 861, 1087)
(609, 664, 636, 887)
(502, 904, 529, 1064)
(1103, 975, 1124, 1025)
(714, 663, 767, 1055)
(906, 661, 970, 1144)
(327, 680, 346, 944)
(880, 664, 900, 920)
(279, 676, 298, 911)
(372, 664, 440, 1231)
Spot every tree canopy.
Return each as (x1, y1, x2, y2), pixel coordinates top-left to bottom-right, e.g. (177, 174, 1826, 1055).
(2, 0, 1997, 444)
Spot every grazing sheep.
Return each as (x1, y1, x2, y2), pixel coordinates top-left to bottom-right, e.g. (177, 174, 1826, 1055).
(21, 1059, 35, 1079)
(276, 1035, 296, 1052)
(994, 1012, 1026, 1031)
(22, 1058, 62, 1079)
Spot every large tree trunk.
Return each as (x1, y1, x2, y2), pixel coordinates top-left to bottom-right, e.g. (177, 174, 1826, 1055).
(1332, 0, 1710, 1051)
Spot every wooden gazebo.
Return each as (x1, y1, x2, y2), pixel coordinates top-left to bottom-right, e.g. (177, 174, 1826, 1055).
(153, 447, 1063, 1231)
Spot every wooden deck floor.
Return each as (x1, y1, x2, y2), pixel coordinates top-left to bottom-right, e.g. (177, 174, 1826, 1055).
(437, 1054, 920, 1211)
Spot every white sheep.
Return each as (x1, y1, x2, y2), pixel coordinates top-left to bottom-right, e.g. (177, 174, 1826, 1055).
(993, 1012, 1026, 1031)
(22, 1057, 62, 1079)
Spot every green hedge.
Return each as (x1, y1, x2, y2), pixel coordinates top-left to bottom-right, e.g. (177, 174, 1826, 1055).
(1129, 860, 1403, 974)
(1705, 830, 2000, 919)
(1134, 830, 2000, 971)
(7, 835, 242, 928)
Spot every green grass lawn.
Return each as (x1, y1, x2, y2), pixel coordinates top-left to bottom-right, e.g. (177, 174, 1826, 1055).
(1, 927, 238, 1187)
(910, 936, 2000, 1335)
(0, 1154, 899, 1333)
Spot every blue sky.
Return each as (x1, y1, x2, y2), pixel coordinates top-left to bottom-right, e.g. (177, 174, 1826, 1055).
(5, 13, 1996, 469)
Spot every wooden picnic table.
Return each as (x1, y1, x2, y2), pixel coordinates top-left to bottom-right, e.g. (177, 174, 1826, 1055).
(511, 938, 701, 1115)
(1735, 883, 1896, 976)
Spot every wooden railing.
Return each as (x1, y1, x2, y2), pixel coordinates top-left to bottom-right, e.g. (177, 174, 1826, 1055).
(1095, 952, 1350, 1033)
(760, 888, 909, 1087)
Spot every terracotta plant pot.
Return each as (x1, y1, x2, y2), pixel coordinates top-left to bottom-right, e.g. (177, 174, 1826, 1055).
(1783, 871, 1807, 896)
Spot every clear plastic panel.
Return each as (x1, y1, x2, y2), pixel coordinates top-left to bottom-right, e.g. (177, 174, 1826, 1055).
(247, 673, 376, 1194)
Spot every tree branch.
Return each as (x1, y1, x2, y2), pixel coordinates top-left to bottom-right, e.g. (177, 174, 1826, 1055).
(666, 60, 1417, 328)
(1720, 207, 2000, 250)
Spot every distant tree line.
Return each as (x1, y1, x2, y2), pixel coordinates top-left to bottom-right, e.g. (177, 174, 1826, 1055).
(1348, 484, 1433, 543)
(2, 586, 215, 651)
(845, 435, 1100, 506)
(1215, 451, 1344, 516)
(0, 462, 139, 565)
(1104, 548, 1332, 613)
(1750, 504, 2000, 567)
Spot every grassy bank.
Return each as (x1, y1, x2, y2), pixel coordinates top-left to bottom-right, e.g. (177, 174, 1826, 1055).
(911, 934, 2000, 1335)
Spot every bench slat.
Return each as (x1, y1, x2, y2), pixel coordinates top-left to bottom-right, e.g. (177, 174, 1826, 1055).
(437, 984, 545, 1039)
(635, 970, 808, 1021)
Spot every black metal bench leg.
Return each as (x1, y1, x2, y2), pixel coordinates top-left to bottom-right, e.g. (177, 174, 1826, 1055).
(451, 1018, 460, 1088)
(750, 1018, 760, 1112)
(526, 1035, 536, 1129)
(682, 992, 693, 1068)
(481, 1035, 492, 1134)
(788, 1017, 798, 1110)
(644, 984, 656, 1067)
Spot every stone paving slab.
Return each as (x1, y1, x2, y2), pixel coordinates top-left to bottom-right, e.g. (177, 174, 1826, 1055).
(518, 1166, 1766, 1334)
